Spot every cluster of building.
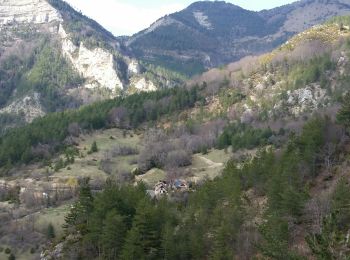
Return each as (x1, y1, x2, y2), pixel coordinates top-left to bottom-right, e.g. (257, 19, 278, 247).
(149, 179, 190, 198)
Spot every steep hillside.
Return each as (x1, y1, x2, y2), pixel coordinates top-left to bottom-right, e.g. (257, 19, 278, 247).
(0, 0, 182, 131)
(187, 19, 350, 127)
(2, 16, 350, 260)
(126, 0, 350, 76)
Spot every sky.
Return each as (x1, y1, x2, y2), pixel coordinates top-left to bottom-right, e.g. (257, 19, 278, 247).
(65, 0, 297, 36)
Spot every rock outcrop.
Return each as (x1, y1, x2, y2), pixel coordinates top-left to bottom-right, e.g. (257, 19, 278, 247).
(59, 25, 124, 94)
(0, 0, 62, 26)
(0, 92, 45, 122)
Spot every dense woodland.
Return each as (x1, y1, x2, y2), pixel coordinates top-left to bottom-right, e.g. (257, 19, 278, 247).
(60, 97, 350, 259)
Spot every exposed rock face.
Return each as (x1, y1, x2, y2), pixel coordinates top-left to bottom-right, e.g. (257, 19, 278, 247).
(286, 84, 328, 116)
(132, 78, 157, 92)
(0, 92, 45, 122)
(193, 11, 212, 30)
(0, 0, 62, 26)
(128, 60, 142, 75)
(59, 25, 124, 93)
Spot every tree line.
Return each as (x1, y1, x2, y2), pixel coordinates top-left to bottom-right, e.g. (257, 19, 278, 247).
(0, 86, 201, 174)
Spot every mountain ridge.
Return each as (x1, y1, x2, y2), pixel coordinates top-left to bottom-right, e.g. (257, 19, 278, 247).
(126, 0, 350, 75)
(0, 0, 182, 128)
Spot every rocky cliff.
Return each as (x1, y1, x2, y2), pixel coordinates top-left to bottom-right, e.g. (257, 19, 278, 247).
(0, 0, 164, 127)
(0, 0, 62, 26)
(59, 25, 124, 94)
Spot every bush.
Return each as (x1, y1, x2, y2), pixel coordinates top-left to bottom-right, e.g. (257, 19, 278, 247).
(47, 223, 56, 240)
(164, 150, 191, 168)
(8, 254, 15, 260)
(4, 248, 11, 254)
(106, 145, 138, 157)
(54, 158, 65, 172)
(88, 141, 98, 154)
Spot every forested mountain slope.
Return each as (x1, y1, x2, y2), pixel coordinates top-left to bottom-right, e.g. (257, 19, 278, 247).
(2, 0, 350, 132)
(1, 6, 350, 260)
(126, 0, 350, 76)
(0, 0, 183, 132)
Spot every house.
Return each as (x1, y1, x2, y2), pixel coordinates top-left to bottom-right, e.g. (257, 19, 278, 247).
(172, 179, 188, 191)
(154, 181, 168, 197)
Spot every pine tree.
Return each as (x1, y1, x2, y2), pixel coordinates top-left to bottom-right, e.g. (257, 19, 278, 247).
(47, 223, 56, 240)
(63, 178, 93, 235)
(258, 215, 299, 259)
(209, 225, 234, 260)
(101, 210, 126, 259)
(121, 199, 160, 259)
(331, 177, 350, 228)
(306, 214, 337, 259)
(89, 141, 98, 154)
(121, 227, 145, 260)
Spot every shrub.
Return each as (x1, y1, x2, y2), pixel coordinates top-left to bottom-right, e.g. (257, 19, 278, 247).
(88, 141, 98, 154)
(47, 223, 56, 240)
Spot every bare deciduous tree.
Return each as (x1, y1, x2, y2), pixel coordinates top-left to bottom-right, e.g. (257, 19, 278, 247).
(68, 122, 81, 137)
(109, 107, 129, 128)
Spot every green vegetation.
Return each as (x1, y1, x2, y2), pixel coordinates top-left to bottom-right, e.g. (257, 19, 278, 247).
(47, 0, 116, 50)
(0, 36, 82, 121)
(0, 86, 202, 173)
(0, 114, 24, 135)
(217, 123, 274, 150)
(306, 177, 350, 259)
(218, 89, 246, 111)
(88, 141, 98, 154)
(16, 40, 83, 112)
(0, 54, 29, 108)
(141, 55, 205, 77)
(142, 62, 188, 85)
(288, 54, 335, 90)
(327, 15, 350, 27)
(46, 223, 56, 240)
(60, 115, 338, 259)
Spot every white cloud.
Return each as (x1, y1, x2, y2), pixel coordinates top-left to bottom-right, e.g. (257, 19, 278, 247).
(64, 0, 186, 36)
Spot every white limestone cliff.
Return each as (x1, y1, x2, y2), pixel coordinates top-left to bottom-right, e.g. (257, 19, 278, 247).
(128, 60, 142, 75)
(133, 78, 157, 92)
(0, 0, 158, 99)
(0, 0, 62, 26)
(58, 25, 124, 93)
(0, 92, 45, 122)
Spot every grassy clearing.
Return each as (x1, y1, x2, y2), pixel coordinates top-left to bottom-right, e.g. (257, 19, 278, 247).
(53, 128, 141, 180)
(135, 168, 166, 188)
(79, 129, 141, 153)
(0, 203, 69, 260)
(201, 148, 232, 164)
(188, 148, 231, 181)
(34, 203, 70, 238)
(135, 149, 231, 187)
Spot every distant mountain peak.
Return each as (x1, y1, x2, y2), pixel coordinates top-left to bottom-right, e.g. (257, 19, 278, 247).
(127, 0, 350, 76)
(187, 1, 243, 10)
